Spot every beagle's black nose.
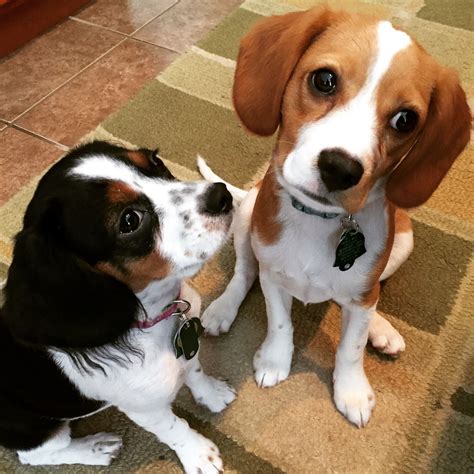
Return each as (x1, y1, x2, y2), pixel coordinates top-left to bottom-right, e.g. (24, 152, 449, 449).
(202, 183, 233, 215)
(318, 149, 364, 192)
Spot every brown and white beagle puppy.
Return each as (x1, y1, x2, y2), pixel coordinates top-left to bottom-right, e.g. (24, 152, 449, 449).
(199, 6, 471, 427)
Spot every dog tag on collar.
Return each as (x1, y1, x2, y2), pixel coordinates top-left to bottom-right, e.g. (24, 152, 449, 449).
(174, 317, 204, 360)
(334, 215, 366, 271)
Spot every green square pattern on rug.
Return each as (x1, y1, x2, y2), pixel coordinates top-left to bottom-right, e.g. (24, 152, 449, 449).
(0, 1, 472, 473)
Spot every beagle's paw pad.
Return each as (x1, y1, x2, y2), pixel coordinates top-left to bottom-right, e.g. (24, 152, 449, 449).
(202, 297, 238, 336)
(201, 377, 237, 413)
(253, 341, 292, 388)
(369, 315, 406, 356)
(177, 432, 223, 474)
(333, 373, 375, 428)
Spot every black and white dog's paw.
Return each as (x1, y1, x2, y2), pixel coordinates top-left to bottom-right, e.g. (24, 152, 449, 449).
(177, 431, 223, 474)
(76, 433, 123, 465)
(18, 433, 122, 466)
(198, 377, 237, 413)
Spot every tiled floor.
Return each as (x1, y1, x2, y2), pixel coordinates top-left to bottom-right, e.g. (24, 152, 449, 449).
(0, 0, 242, 204)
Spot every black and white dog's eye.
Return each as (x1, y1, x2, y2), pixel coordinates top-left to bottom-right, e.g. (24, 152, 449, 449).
(309, 69, 337, 95)
(390, 110, 418, 133)
(119, 209, 144, 234)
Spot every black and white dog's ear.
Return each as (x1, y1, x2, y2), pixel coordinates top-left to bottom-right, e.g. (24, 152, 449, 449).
(3, 198, 141, 349)
(141, 148, 175, 180)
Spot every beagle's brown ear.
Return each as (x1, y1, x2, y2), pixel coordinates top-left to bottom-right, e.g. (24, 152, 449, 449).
(233, 6, 339, 136)
(386, 67, 471, 209)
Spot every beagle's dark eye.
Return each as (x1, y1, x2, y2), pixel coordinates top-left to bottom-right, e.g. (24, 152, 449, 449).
(309, 69, 337, 95)
(119, 209, 144, 234)
(390, 110, 418, 133)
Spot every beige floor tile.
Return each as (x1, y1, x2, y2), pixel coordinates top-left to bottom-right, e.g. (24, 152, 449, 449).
(134, 0, 243, 52)
(0, 128, 64, 206)
(15, 40, 178, 147)
(0, 20, 123, 121)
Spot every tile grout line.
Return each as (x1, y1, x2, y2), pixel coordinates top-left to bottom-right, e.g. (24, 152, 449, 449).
(69, 0, 180, 39)
(127, 37, 181, 54)
(9, 0, 182, 125)
(129, 0, 181, 36)
(10, 37, 128, 124)
(69, 17, 181, 54)
(68, 16, 130, 37)
(8, 123, 70, 151)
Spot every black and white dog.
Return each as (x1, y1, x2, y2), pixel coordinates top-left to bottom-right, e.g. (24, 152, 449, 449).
(0, 141, 235, 472)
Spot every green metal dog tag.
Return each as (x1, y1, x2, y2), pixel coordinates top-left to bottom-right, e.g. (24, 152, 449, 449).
(333, 229, 366, 271)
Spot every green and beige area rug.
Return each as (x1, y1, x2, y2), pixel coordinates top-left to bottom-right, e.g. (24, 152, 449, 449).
(0, 0, 473, 472)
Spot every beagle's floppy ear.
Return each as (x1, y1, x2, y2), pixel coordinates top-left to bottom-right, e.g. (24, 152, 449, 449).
(386, 67, 471, 208)
(2, 197, 140, 350)
(233, 6, 338, 136)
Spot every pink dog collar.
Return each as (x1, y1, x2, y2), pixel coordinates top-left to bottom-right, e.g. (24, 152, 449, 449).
(134, 295, 181, 329)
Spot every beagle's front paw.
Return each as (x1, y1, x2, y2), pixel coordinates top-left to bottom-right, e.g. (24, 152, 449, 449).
(369, 313, 406, 356)
(333, 371, 375, 428)
(253, 338, 293, 388)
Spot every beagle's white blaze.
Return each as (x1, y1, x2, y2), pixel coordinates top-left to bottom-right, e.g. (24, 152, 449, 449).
(282, 21, 412, 194)
(365, 22, 411, 98)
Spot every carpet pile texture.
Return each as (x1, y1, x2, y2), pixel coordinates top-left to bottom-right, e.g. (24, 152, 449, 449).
(0, 0, 472, 472)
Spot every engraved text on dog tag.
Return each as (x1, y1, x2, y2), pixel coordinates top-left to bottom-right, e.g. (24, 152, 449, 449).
(333, 229, 366, 271)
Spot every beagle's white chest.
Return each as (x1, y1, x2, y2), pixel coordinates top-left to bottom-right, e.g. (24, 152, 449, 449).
(252, 202, 387, 305)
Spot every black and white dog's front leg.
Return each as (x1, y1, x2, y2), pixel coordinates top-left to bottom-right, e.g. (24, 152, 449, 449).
(333, 302, 376, 428)
(124, 403, 222, 474)
(253, 271, 294, 388)
(181, 282, 237, 413)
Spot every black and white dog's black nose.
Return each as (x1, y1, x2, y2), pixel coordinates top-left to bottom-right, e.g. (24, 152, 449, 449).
(201, 183, 233, 215)
(318, 149, 364, 192)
